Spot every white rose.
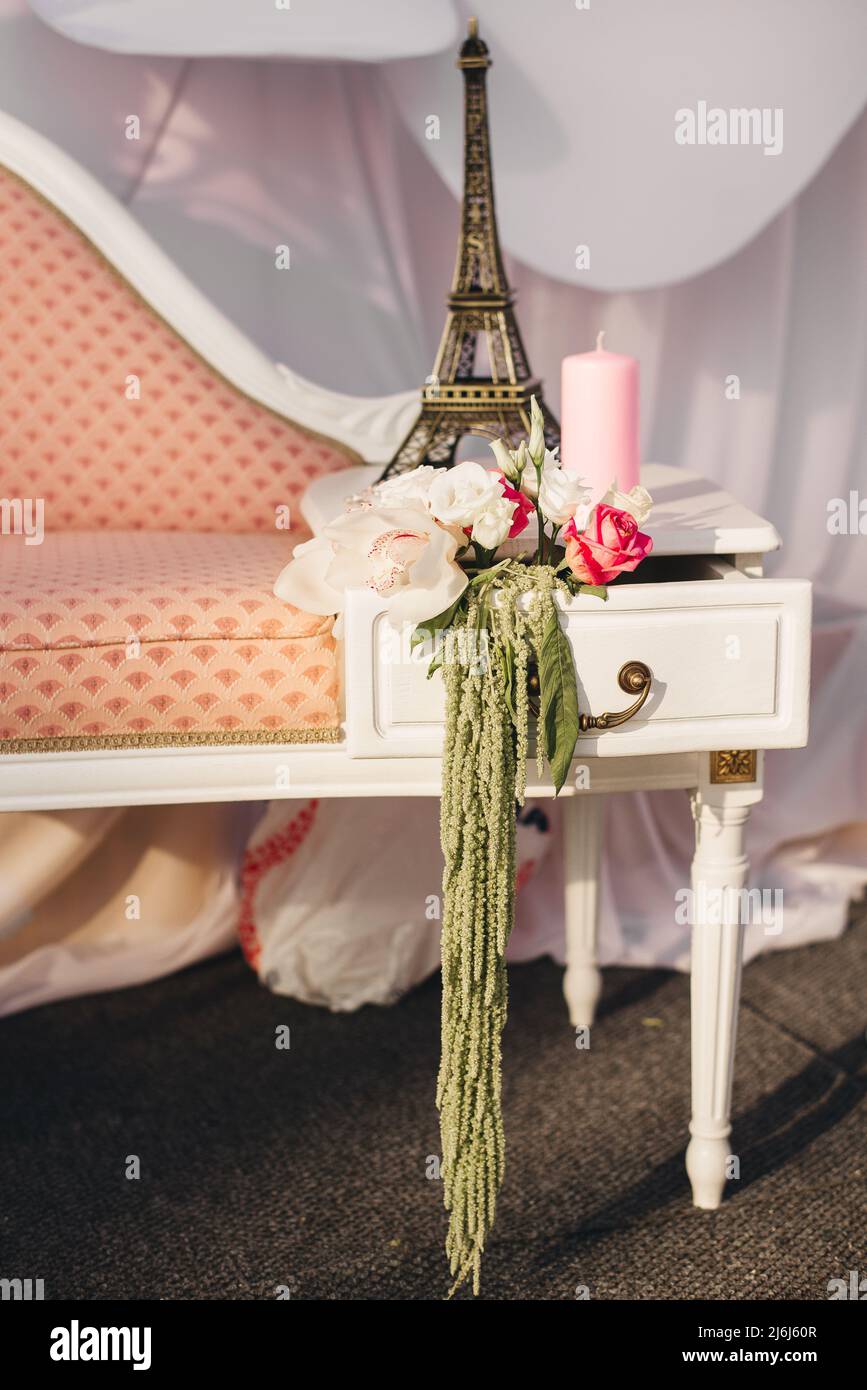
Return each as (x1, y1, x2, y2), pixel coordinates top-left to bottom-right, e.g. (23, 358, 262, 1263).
(428, 460, 501, 528)
(471, 496, 515, 551)
(373, 465, 438, 510)
(600, 482, 654, 527)
(521, 447, 560, 500)
(538, 466, 592, 526)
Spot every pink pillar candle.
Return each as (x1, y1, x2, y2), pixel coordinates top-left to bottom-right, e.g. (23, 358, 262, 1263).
(560, 332, 640, 499)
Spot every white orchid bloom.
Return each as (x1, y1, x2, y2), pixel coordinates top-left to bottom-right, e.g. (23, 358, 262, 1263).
(274, 503, 467, 630)
(538, 467, 592, 527)
(273, 534, 345, 617)
(428, 460, 501, 529)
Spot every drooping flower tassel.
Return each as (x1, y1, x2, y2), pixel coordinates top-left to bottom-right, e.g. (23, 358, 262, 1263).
(437, 572, 565, 1295)
(437, 600, 518, 1296)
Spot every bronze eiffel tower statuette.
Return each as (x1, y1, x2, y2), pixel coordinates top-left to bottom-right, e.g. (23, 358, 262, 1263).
(380, 17, 559, 478)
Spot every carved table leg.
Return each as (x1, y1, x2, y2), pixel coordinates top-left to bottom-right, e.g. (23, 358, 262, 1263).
(562, 793, 603, 1028)
(686, 754, 763, 1208)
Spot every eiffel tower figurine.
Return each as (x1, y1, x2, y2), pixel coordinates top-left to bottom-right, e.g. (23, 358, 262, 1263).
(380, 17, 559, 478)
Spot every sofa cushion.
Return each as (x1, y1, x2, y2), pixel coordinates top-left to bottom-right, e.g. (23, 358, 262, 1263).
(0, 532, 340, 748)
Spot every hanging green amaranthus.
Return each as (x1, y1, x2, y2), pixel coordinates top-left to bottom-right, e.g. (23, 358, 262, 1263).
(437, 596, 514, 1297)
(428, 562, 593, 1295)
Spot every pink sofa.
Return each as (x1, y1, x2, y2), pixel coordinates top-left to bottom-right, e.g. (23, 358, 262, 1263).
(0, 157, 360, 751)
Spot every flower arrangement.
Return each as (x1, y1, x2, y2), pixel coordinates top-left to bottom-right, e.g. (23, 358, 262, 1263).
(275, 398, 653, 1295)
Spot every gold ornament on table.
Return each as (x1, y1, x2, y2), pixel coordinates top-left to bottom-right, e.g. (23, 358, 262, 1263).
(380, 18, 559, 478)
(709, 750, 758, 784)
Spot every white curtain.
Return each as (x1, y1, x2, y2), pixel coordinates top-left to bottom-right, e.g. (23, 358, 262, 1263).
(0, 0, 865, 1012)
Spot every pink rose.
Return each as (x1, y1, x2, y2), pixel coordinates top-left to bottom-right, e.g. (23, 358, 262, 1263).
(498, 476, 534, 538)
(564, 503, 653, 585)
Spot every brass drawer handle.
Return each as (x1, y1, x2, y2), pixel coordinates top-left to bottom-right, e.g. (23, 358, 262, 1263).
(526, 659, 652, 732)
(578, 661, 652, 732)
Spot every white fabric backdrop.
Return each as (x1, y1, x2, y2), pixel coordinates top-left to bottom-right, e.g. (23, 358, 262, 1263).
(26, 0, 867, 288)
(0, 0, 865, 1012)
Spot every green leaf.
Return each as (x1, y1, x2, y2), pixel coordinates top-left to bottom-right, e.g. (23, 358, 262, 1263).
(558, 570, 608, 600)
(500, 637, 518, 724)
(467, 555, 513, 587)
(410, 597, 464, 652)
(538, 611, 580, 794)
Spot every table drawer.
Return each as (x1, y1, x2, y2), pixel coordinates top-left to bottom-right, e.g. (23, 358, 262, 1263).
(344, 570, 811, 759)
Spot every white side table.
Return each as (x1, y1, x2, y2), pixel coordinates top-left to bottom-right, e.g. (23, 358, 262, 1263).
(305, 462, 812, 1210)
(0, 464, 811, 1214)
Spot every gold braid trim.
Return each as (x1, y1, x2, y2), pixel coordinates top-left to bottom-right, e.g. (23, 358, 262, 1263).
(0, 727, 342, 754)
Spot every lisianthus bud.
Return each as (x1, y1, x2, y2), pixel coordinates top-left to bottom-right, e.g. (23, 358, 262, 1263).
(528, 395, 546, 466)
(489, 437, 520, 483)
(512, 440, 530, 483)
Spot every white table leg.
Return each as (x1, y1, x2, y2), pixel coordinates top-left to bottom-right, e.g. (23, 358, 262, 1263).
(562, 793, 603, 1028)
(686, 764, 763, 1208)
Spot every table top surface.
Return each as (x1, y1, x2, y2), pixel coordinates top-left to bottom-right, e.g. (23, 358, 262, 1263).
(302, 463, 781, 558)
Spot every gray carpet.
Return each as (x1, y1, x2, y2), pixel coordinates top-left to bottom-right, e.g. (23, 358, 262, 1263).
(1, 911, 864, 1301)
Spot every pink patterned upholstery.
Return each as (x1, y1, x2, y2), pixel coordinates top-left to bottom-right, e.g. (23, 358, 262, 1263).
(1, 532, 327, 650)
(0, 534, 339, 744)
(0, 166, 353, 533)
(0, 164, 350, 747)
